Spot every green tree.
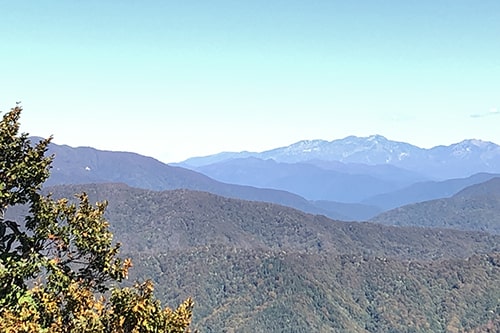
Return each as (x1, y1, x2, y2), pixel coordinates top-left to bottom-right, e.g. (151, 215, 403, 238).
(0, 105, 194, 332)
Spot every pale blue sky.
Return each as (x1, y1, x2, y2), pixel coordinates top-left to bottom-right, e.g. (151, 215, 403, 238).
(1, 1, 499, 162)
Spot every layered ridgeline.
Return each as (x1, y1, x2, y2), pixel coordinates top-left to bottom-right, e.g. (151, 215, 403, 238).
(372, 177, 500, 234)
(179, 136, 500, 215)
(180, 135, 500, 180)
(362, 172, 500, 211)
(20, 183, 499, 332)
(40, 138, 349, 220)
(182, 156, 500, 213)
(41, 137, 500, 221)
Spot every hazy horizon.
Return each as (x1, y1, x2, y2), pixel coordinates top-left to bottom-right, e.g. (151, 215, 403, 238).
(2, 1, 499, 163)
(28, 133, 500, 165)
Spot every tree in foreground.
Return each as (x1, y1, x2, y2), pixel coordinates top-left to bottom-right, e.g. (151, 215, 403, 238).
(0, 105, 194, 332)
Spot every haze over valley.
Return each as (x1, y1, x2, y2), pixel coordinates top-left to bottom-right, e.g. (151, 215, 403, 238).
(10, 135, 496, 331)
(3, 1, 500, 331)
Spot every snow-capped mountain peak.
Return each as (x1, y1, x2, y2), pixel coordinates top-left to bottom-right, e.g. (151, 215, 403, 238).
(180, 135, 500, 179)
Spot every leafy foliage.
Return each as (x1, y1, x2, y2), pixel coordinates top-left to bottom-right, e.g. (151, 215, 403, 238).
(38, 183, 500, 332)
(132, 246, 500, 333)
(0, 105, 194, 332)
(3, 104, 499, 332)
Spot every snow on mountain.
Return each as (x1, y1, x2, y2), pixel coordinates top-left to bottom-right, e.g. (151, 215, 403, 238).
(179, 135, 500, 179)
(267, 135, 420, 164)
(449, 139, 500, 157)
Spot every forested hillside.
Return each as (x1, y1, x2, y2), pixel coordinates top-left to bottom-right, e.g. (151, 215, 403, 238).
(38, 183, 499, 257)
(132, 247, 499, 332)
(25, 183, 499, 332)
(372, 177, 500, 234)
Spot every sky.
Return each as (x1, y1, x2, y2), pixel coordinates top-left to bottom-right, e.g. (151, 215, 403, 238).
(1, 1, 499, 163)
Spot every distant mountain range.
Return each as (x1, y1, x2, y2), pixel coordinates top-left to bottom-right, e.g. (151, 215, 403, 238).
(372, 177, 500, 234)
(17, 136, 500, 331)
(180, 135, 500, 180)
(40, 138, 346, 220)
(187, 157, 427, 202)
(37, 136, 500, 221)
(362, 172, 500, 210)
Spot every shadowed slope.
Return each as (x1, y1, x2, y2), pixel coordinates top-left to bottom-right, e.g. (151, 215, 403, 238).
(27, 182, 500, 332)
(371, 178, 500, 234)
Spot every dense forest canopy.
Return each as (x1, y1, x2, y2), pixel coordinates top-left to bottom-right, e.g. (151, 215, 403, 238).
(2, 105, 499, 332)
